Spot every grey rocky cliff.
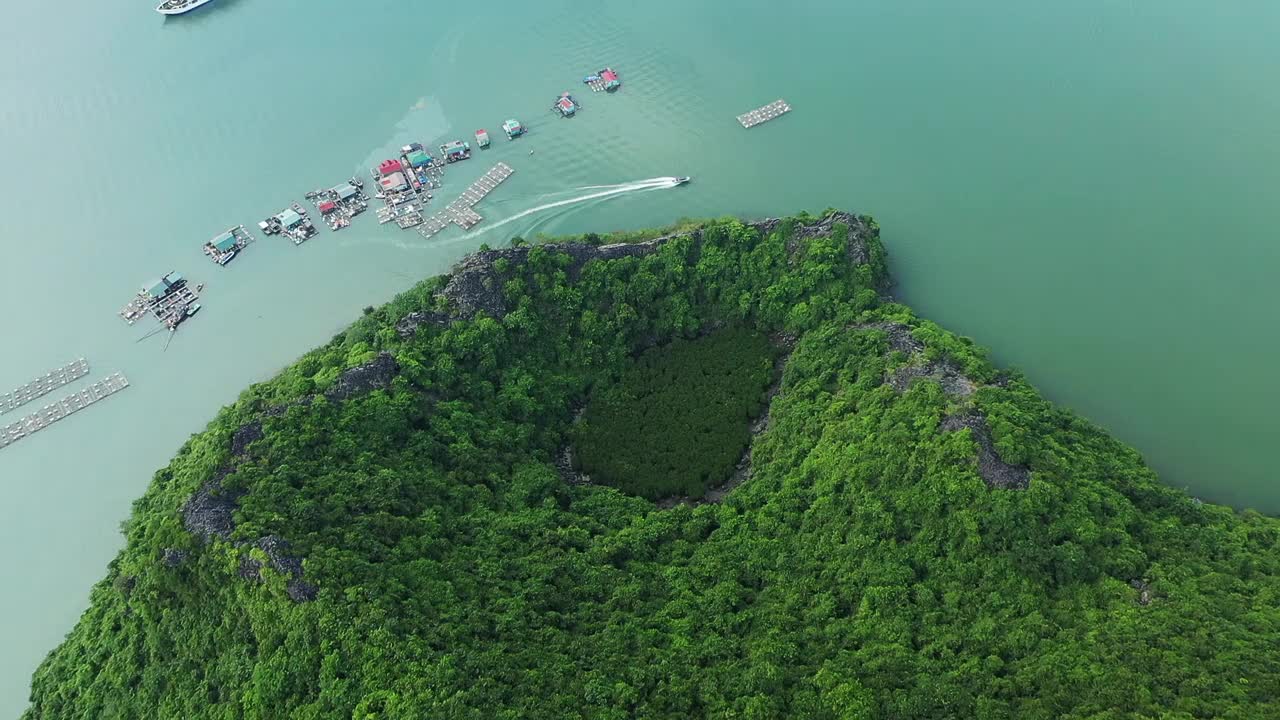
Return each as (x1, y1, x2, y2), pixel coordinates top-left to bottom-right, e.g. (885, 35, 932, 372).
(851, 322, 977, 398)
(181, 468, 243, 544)
(940, 411, 1031, 490)
(1129, 579, 1154, 606)
(325, 351, 399, 401)
(229, 420, 263, 457)
(849, 321, 1030, 489)
(889, 360, 977, 398)
(849, 321, 924, 355)
(160, 548, 188, 568)
(237, 535, 317, 603)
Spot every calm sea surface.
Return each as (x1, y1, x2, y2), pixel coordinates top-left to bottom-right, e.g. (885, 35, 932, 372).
(2, 0, 1278, 712)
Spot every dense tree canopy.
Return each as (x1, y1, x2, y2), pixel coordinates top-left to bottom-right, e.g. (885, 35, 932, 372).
(23, 212, 1280, 719)
(573, 327, 777, 500)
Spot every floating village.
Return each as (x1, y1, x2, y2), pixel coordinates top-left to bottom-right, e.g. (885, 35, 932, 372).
(2, 60, 794, 452)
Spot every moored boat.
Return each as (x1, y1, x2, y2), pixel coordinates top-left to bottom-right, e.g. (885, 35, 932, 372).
(155, 0, 216, 15)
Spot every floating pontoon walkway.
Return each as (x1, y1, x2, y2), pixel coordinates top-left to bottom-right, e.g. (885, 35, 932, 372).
(1, 358, 90, 416)
(418, 163, 515, 239)
(736, 99, 791, 129)
(0, 373, 129, 451)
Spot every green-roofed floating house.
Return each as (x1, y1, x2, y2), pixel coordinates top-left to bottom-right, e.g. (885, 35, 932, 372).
(438, 140, 471, 164)
(502, 119, 525, 139)
(405, 149, 433, 169)
(118, 268, 203, 328)
(203, 225, 255, 266)
(143, 278, 171, 300)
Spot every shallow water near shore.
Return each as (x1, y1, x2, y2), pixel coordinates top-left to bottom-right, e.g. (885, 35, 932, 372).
(2, 0, 1279, 712)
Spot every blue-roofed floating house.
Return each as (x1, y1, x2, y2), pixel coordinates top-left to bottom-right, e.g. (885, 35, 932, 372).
(275, 209, 302, 228)
(271, 206, 317, 246)
(438, 140, 471, 164)
(204, 225, 254, 266)
(143, 278, 169, 300)
(331, 183, 360, 200)
(119, 268, 203, 327)
(211, 232, 237, 252)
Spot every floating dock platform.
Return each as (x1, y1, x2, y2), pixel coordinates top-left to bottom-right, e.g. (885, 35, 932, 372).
(418, 162, 515, 239)
(439, 140, 472, 164)
(259, 206, 318, 245)
(584, 68, 620, 93)
(737, 99, 791, 129)
(1, 358, 90, 416)
(0, 373, 129, 451)
(118, 272, 202, 329)
(553, 92, 580, 117)
(373, 150, 440, 230)
(203, 225, 255, 266)
(309, 181, 370, 231)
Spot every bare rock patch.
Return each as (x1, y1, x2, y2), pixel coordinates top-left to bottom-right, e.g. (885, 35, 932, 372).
(940, 412, 1030, 490)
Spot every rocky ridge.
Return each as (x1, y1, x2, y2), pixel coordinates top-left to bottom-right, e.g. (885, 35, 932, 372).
(397, 211, 876, 338)
(852, 322, 1032, 490)
(173, 352, 402, 600)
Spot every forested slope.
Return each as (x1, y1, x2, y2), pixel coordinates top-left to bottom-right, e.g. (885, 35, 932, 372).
(24, 211, 1280, 719)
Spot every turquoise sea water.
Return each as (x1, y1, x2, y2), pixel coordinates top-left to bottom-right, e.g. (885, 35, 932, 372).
(2, 0, 1279, 712)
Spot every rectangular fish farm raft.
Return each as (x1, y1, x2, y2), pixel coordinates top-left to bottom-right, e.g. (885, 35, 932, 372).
(118, 272, 203, 331)
(0, 358, 90, 415)
(0, 372, 129, 451)
(418, 162, 515, 239)
(736, 99, 792, 128)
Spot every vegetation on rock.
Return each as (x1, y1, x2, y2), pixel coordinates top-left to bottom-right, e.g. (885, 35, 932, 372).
(22, 212, 1280, 720)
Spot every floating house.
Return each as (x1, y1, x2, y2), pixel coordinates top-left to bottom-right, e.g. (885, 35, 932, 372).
(405, 148, 433, 168)
(378, 159, 404, 176)
(600, 68, 620, 91)
(331, 182, 360, 201)
(554, 92, 578, 117)
(439, 140, 471, 163)
(379, 170, 409, 192)
(475, 129, 490, 148)
(211, 231, 237, 252)
(206, 231, 238, 265)
(317, 200, 338, 215)
(144, 271, 185, 300)
(203, 225, 253, 266)
(270, 207, 317, 245)
(502, 119, 525, 139)
(275, 209, 303, 229)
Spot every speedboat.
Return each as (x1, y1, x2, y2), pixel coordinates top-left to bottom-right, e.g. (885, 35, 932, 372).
(156, 0, 215, 14)
(674, 176, 691, 185)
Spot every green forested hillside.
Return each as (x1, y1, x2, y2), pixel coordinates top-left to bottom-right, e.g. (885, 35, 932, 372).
(24, 212, 1280, 719)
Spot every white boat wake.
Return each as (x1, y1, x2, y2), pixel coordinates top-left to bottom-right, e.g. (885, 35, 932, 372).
(463, 176, 683, 238)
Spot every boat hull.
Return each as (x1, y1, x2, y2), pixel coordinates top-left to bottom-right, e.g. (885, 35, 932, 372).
(156, 0, 215, 15)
